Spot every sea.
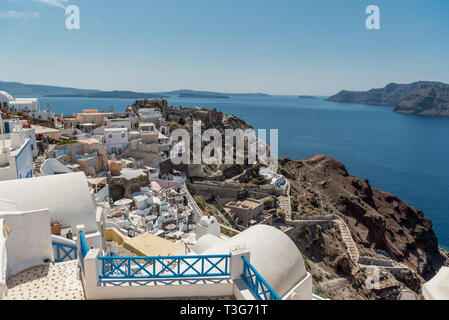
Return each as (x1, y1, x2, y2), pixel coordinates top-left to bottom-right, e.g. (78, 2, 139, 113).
(37, 95, 449, 248)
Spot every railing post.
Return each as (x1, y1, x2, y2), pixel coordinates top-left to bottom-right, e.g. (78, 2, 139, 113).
(75, 225, 85, 256)
(76, 224, 86, 272)
(83, 249, 102, 300)
(230, 246, 250, 281)
(56, 244, 60, 262)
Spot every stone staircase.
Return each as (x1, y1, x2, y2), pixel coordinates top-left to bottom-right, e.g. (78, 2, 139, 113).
(289, 213, 410, 271)
(335, 218, 359, 263)
(278, 182, 292, 219)
(33, 150, 49, 176)
(33, 154, 46, 176)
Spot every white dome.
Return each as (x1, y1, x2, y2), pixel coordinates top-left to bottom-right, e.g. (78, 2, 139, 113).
(195, 215, 221, 239)
(0, 91, 14, 103)
(198, 215, 218, 228)
(200, 224, 307, 297)
(193, 234, 224, 254)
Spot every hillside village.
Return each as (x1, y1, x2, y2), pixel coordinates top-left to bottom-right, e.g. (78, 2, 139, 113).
(0, 91, 448, 301)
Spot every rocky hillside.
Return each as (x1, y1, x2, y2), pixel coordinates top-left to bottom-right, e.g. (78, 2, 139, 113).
(279, 155, 448, 280)
(327, 81, 449, 116)
(288, 222, 422, 300)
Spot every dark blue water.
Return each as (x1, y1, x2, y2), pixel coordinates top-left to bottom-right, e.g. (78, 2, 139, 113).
(40, 95, 449, 247)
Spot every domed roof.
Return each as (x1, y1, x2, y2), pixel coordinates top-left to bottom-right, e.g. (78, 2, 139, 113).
(193, 234, 225, 254)
(200, 224, 307, 297)
(0, 91, 14, 102)
(198, 215, 218, 228)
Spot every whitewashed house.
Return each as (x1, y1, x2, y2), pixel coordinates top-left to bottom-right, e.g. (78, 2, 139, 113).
(104, 128, 129, 155)
(0, 91, 40, 112)
(104, 117, 132, 131)
(0, 119, 34, 181)
(259, 167, 287, 188)
(138, 108, 162, 124)
(0, 172, 103, 248)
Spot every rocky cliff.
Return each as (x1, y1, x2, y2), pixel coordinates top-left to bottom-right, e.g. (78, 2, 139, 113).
(327, 81, 449, 116)
(279, 155, 447, 280)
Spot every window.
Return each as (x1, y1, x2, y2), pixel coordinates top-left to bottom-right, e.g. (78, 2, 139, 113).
(109, 134, 112, 138)
(121, 133, 125, 138)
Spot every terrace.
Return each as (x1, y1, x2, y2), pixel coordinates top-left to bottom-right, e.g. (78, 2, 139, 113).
(76, 227, 284, 300)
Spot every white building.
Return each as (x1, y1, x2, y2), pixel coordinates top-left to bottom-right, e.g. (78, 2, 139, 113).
(0, 119, 34, 181)
(105, 112, 138, 130)
(0, 91, 40, 112)
(259, 167, 287, 188)
(0, 172, 103, 247)
(104, 128, 129, 155)
(28, 110, 54, 121)
(104, 117, 132, 131)
(138, 108, 162, 123)
(272, 174, 286, 188)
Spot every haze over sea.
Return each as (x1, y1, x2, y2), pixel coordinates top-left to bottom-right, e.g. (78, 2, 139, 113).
(39, 95, 449, 248)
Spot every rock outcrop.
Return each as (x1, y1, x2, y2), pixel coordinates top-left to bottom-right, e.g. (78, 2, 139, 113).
(327, 81, 449, 116)
(279, 155, 447, 280)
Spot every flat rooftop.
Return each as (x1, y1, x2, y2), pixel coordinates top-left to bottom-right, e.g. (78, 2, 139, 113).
(31, 125, 59, 135)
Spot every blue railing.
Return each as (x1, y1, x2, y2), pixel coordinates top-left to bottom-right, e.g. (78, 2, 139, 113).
(79, 231, 89, 259)
(99, 254, 230, 280)
(52, 242, 77, 263)
(241, 256, 281, 300)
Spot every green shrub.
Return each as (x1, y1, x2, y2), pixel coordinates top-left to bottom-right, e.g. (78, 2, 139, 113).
(314, 286, 328, 299)
(194, 195, 206, 211)
(57, 139, 77, 145)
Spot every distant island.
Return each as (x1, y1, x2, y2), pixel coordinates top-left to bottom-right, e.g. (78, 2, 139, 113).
(162, 90, 270, 98)
(178, 93, 229, 99)
(46, 91, 168, 99)
(298, 95, 317, 99)
(0, 81, 270, 99)
(327, 81, 449, 116)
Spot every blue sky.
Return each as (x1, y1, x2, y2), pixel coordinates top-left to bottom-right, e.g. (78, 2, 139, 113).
(1, 0, 448, 95)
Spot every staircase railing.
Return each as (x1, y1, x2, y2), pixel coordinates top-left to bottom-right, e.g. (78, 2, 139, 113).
(52, 242, 77, 263)
(241, 256, 281, 300)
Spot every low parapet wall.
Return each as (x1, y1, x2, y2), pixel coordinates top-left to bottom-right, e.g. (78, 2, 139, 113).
(358, 256, 394, 267)
(0, 209, 53, 276)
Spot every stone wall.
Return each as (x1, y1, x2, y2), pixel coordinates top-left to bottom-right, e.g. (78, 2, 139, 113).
(191, 182, 245, 201)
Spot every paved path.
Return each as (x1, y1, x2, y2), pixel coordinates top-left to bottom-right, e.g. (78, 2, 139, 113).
(5, 260, 85, 300)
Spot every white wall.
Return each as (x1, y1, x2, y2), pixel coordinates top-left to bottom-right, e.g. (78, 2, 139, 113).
(0, 219, 8, 299)
(0, 172, 98, 234)
(14, 139, 34, 179)
(24, 129, 38, 158)
(0, 209, 53, 276)
(105, 119, 131, 131)
(10, 98, 40, 112)
(105, 129, 129, 155)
